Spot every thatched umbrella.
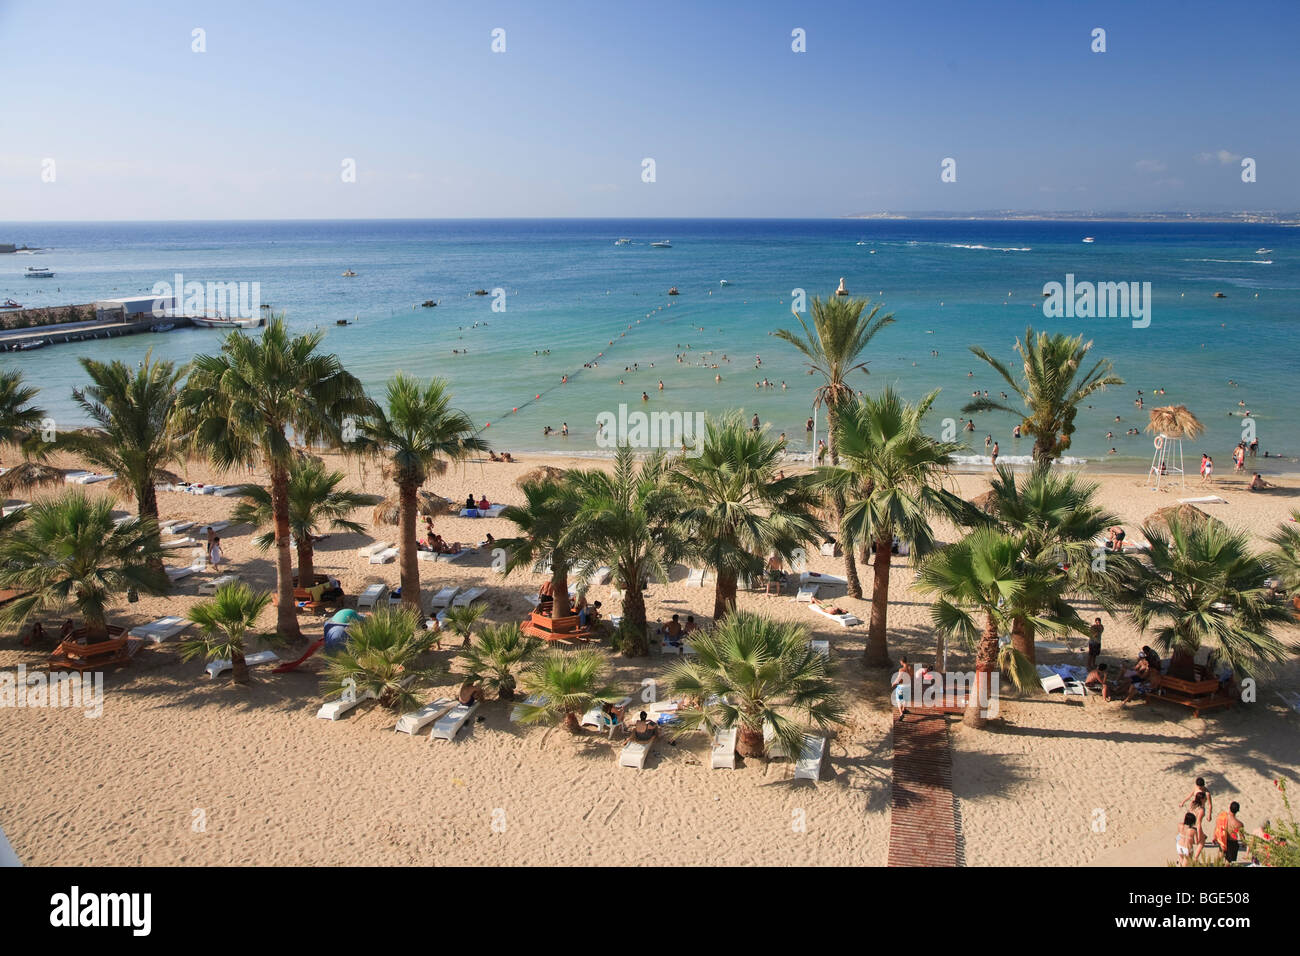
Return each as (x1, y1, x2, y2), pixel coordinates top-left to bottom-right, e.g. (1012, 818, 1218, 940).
(1146, 405, 1205, 440)
(110, 468, 183, 502)
(515, 465, 567, 489)
(371, 490, 453, 526)
(0, 461, 67, 497)
(1144, 503, 1219, 531)
(969, 489, 998, 513)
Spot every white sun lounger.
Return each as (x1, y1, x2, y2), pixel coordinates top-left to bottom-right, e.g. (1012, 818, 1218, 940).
(165, 563, 202, 582)
(810, 640, 830, 659)
(1, 503, 30, 517)
(796, 583, 820, 603)
(316, 685, 378, 720)
(395, 697, 456, 734)
(619, 739, 654, 769)
(429, 700, 479, 740)
(160, 536, 198, 550)
(212, 486, 241, 497)
(128, 616, 191, 643)
(416, 550, 439, 562)
(1039, 672, 1087, 700)
(661, 640, 696, 656)
(452, 586, 487, 607)
(369, 547, 398, 564)
(1179, 496, 1227, 505)
(793, 735, 826, 781)
(435, 548, 473, 563)
(511, 693, 547, 722)
(428, 586, 459, 610)
(799, 571, 847, 588)
(711, 727, 738, 769)
(165, 520, 194, 534)
(580, 695, 632, 735)
(194, 521, 229, 535)
(357, 583, 389, 611)
(198, 573, 241, 596)
(685, 568, 706, 587)
(808, 603, 860, 627)
(205, 649, 280, 680)
(356, 541, 391, 557)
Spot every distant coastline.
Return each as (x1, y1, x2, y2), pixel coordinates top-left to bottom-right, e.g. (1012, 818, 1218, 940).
(845, 211, 1300, 225)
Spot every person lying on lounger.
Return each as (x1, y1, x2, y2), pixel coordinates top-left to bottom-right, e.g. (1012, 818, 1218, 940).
(809, 596, 849, 615)
(626, 712, 659, 743)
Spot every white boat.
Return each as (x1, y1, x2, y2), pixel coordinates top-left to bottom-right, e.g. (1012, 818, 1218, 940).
(719, 279, 730, 286)
(1082, 237, 1095, 243)
(150, 322, 175, 333)
(1256, 248, 1273, 254)
(191, 316, 262, 329)
(613, 238, 631, 246)
(650, 240, 672, 248)
(16, 339, 46, 350)
(341, 269, 357, 277)
(23, 266, 54, 278)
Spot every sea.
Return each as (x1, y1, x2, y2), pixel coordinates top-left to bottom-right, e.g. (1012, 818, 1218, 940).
(2, 218, 1297, 472)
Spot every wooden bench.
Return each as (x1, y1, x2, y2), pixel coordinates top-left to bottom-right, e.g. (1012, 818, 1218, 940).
(271, 575, 340, 613)
(48, 629, 132, 672)
(521, 611, 595, 643)
(1145, 674, 1232, 717)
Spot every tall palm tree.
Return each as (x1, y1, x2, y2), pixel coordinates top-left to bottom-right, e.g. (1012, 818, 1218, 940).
(180, 582, 274, 684)
(321, 606, 440, 711)
(498, 476, 582, 622)
(1133, 516, 1292, 679)
(818, 388, 967, 666)
(456, 622, 543, 700)
(230, 457, 378, 586)
(175, 317, 374, 640)
(513, 648, 623, 733)
(775, 295, 895, 594)
(918, 529, 1059, 727)
(963, 327, 1124, 464)
(358, 374, 486, 612)
(674, 415, 824, 620)
(0, 491, 168, 640)
(665, 611, 845, 759)
(567, 446, 689, 654)
(0, 369, 63, 498)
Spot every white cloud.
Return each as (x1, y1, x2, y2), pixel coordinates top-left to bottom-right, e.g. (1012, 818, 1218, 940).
(1195, 149, 1241, 165)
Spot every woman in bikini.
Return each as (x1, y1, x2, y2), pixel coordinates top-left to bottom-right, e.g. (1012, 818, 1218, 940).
(1176, 812, 1197, 865)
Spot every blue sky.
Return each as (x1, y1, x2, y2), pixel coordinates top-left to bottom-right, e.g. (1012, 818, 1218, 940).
(1, 0, 1297, 219)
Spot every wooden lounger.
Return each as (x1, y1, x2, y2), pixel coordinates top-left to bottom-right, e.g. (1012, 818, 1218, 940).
(394, 697, 456, 734)
(429, 700, 479, 740)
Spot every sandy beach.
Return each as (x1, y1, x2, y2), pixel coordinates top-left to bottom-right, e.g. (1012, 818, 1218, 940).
(1, 450, 1297, 867)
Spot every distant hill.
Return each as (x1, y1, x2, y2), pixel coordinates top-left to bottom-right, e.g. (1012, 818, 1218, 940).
(843, 211, 1300, 224)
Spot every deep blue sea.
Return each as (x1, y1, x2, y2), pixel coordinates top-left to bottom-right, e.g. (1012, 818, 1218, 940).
(2, 218, 1297, 470)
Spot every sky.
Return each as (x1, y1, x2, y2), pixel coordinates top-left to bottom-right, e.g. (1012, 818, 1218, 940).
(1, 0, 1297, 220)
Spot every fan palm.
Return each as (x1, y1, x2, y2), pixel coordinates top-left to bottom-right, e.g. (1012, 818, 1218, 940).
(817, 388, 967, 665)
(774, 295, 894, 593)
(513, 648, 623, 733)
(230, 457, 378, 586)
(498, 476, 582, 621)
(0, 491, 168, 640)
(0, 369, 61, 498)
(665, 611, 845, 759)
(438, 601, 488, 649)
(175, 316, 374, 640)
(963, 327, 1123, 464)
(1265, 510, 1300, 597)
(321, 605, 440, 711)
(673, 414, 824, 619)
(456, 623, 543, 700)
(357, 374, 487, 611)
(567, 446, 689, 654)
(1132, 516, 1292, 679)
(180, 582, 274, 684)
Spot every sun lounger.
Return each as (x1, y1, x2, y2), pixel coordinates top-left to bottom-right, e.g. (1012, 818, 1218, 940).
(316, 685, 378, 720)
(128, 616, 190, 643)
(198, 573, 241, 596)
(194, 521, 229, 535)
(793, 735, 826, 781)
(160, 536, 198, 550)
(1179, 496, 1227, 505)
(416, 549, 439, 562)
(808, 603, 860, 627)
(685, 567, 706, 587)
(660, 639, 696, 656)
(428, 586, 459, 610)
(1039, 672, 1088, 701)
(369, 546, 398, 564)
(165, 520, 195, 534)
(356, 541, 391, 557)
(452, 586, 487, 607)
(796, 583, 820, 603)
(581, 695, 632, 735)
(810, 639, 830, 659)
(62, 471, 91, 483)
(511, 693, 547, 722)
(435, 548, 473, 563)
(205, 649, 280, 680)
(165, 563, 202, 582)
(429, 700, 479, 740)
(394, 697, 456, 734)
(212, 486, 241, 497)
(357, 583, 389, 610)
(619, 738, 654, 769)
(711, 727, 738, 769)
(798, 571, 847, 588)
(459, 503, 505, 518)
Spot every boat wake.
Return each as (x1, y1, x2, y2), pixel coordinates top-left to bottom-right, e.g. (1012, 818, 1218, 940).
(948, 244, 1032, 252)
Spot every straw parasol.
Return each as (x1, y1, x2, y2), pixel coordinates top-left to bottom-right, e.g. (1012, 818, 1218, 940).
(372, 491, 454, 526)
(968, 489, 999, 513)
(515, 465, 567, 489)
(1144, 503, 1220, 531)
(1146, 405, 1205, 440)
(0, 461, 66, 497)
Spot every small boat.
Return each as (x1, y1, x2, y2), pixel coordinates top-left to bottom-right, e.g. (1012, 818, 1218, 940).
(650, 240, 672, 248)
(336, 319, 350, 326)
(191, 316, 263, 329)
(1256, 248, 1273, 255)
(16, 339, 46, 350)
(668, 287, 680, 296)
(1, 299, 20, 309)
(149, 322, 175, 333)
(856, 241, 867, 246)
(473, 289, 489, 296)
(23, 266, 54, 278)
(421, 299, 438, 308)
(1082, 237, 1095, 243)
(613, 238, 631, 246)
(719, 279, 730, 287)
(341, 270, 357, 277)
(1214, 292, 1226, 298)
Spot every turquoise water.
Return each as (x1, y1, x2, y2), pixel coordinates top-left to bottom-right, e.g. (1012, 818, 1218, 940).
(2, 218, 1297, 470)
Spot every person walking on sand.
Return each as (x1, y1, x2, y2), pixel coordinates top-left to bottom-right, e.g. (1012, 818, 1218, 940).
(1213, 801, 1245, 863)
(990, 441, 999, 467)
(1176, 812, 1197, 865)
(1087, 617, 1104, 669)
(208, 535, 223, 570)
(1180, 777, 1213, 824)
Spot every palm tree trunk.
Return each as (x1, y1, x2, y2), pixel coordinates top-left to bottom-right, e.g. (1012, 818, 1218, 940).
(551, 554, 569, 620)
(864, 532, 892, 666)
(270, 463, 302, 641)
(620, 569, 649, 655)
(398, 480, 421, 611)
(828, 404, 866, 600)
(935, 632, 946, 673)
(296, 542, 315, 589)
(844, 545, 863, 600)
(139, 481, 165, 577)
(564, 709, 581, 733)
(1033, 436, 1055, 466)
(713, 569, 739, 620)
(231, 648, 249, 684)
(964, 612, 999, 728)
(737, 722, 764, 758)
(1011, 616, 1035, 665)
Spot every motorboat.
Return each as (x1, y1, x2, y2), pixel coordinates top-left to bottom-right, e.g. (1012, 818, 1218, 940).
(1082, 237, 1095, 243)
(719, 279, 730, 286)
(613, 238, 631, 246)
(1256, 248, 1273, 255)
(421, 299, 438, 307)
(150, 322, 175, 333)
(16, 339, 46, 350)
(668, 287, 680, 296)
(341, 269, 357, 277)
(1, 299, 20, 309)
(23, 266, 54, 278)
(191, 315, 263, 329)
(650, 240, 672, 248)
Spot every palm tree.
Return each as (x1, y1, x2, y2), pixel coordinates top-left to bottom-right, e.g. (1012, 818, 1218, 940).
(438, 601, 488, 649)
(230, 457, 378, 586)
(1265, 510, 1300, 598)
(0, 369, 63, 499)
(818, 388, 967, 666)
(917, 529, 1059, 727)
(358, 374, 486, 612)
(513, 648, 623, 733)
(456, 623, 543, 700)
(775, 295, 895, 594)
(674, 415, 824, 620)
(567, 446, 689, 655)
(0, 491, 167, 640)
(180, 582, 274, 684)
(1133, 516, 1292, 680)
(175, 317, 374, 640)
(964, 327, 1124, 464)
(498, 476, 582, 622)
(321, 605, 440, 711)
(665, 611, 845, 759)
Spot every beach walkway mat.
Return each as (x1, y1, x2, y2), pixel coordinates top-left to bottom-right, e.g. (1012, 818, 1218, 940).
(887, 713, 961, 867)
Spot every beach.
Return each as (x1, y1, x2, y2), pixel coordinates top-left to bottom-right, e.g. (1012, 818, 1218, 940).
(2, 449, 1296, 867)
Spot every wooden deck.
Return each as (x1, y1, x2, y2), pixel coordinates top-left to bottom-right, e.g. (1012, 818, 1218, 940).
(887, 713, 961, 867)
